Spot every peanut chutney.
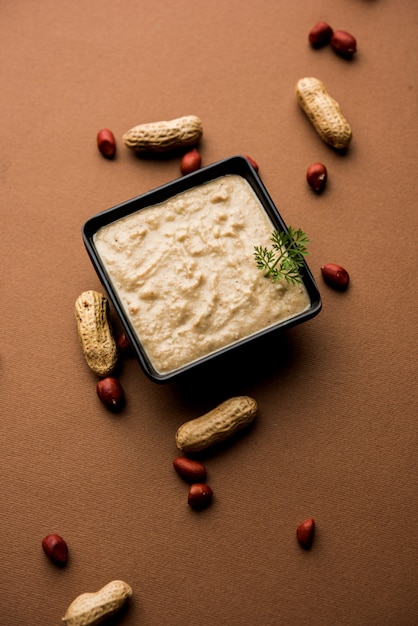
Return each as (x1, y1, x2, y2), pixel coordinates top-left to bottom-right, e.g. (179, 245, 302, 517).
(94, 175, 310, 373)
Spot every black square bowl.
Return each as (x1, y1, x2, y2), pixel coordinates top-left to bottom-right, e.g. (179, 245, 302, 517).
(82, 155, 321, 383)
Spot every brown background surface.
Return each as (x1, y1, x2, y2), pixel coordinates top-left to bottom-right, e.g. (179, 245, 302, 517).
(1, 1, 417, 625)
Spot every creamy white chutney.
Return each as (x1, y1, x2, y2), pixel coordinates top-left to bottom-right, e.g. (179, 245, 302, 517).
(94, 175, 310, 374)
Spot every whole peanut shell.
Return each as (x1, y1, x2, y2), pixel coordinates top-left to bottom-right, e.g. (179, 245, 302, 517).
(176, 396, 257, 453)
(75, 290, 118, 377)
(62, 580, 132, 626)
(296, 77, 352, 150)
(123, 115, 203, 153)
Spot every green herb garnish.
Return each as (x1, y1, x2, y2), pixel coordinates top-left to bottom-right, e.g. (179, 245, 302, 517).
(254, 226, 309, 285)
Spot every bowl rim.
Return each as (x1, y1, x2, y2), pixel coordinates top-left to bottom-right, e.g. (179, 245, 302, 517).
(82, 155, 322, 383)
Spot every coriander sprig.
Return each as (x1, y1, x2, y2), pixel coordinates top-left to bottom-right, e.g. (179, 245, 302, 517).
(254, 226, 309, 285)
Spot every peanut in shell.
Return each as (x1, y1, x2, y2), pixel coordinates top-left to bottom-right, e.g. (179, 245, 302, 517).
(123, 115, 203, 153)
(296, 77, 352, 149)
(75, 290, 118, 377)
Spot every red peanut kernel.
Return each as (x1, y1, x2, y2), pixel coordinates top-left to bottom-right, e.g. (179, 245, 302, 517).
(173, 457, 207, 483)
(331, 30, 357, 58)
(321, 263, 350, 290)
(42, 533, 69, 565)
(188, 483, 213, 510)
(296, 518, 315, 550)
(180, 149, 201, 175)
(309, 22, 334, 49)
(245, 155, 259, 171)
(97, 128, 116, 158)
(306, 162, 328, 193)
(116, 332, 132, 356)
(96, 377, 126, 412)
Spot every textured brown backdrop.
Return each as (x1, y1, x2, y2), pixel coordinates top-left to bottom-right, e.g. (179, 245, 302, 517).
(1, 1, 417, 625)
